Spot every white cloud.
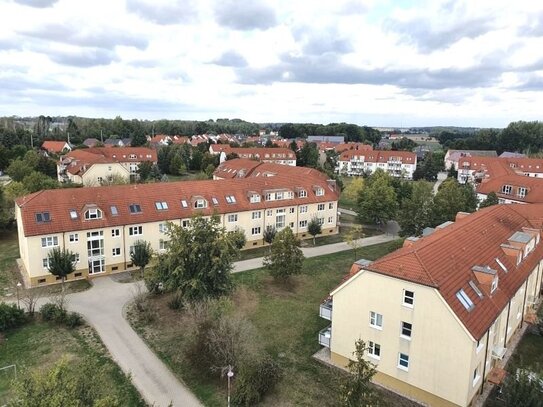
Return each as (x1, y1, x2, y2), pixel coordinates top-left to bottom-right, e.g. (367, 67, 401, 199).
(0, 0, 542, 127)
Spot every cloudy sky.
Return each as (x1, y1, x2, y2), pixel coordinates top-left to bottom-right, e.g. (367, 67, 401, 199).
(0, 0, 542, 127)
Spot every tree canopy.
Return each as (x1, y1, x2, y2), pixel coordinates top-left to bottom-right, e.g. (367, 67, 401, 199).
(357, 170, 398, 226)
(263, 227, 305, 281)
(398, 181, 434, 237)
(432, 178, 477, 225)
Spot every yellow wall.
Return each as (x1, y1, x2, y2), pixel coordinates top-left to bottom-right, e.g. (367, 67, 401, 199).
(81, 163, 130, 186)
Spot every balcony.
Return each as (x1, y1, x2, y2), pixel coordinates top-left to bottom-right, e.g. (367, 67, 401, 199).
(319, 298, 333, 321)
(319, 326, 332, 348)
(492, 345, 507, 360)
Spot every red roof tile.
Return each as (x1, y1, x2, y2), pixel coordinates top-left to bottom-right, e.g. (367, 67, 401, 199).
(41, 141, 70, 153)
(353, 204, 543, 340)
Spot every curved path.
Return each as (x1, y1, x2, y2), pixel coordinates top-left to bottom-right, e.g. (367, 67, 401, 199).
(64, 278, 202, 407)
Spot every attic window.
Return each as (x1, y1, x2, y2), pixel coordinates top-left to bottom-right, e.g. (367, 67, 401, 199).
(491, 276, 499, 294)
(111, 206, 118, 216)
(85, 208, 102, 220)
(69, 210, 78, 220)
(315, 188, 324, 196)
(129, 203, 142, 214)
(155, 201, 168, 210)
(456, 289, 475, 311)
(250, 194, 260, 203)
(495, 258, 508, 273)
(298, 190, 307, 198)
(225, 195, 236, 204)
(469, 281, 483, 298)
(194, 199, 206, 209)
(35, 212, 51, 223)
(181, 200, 188, 208)
(212, 197, 219, 206)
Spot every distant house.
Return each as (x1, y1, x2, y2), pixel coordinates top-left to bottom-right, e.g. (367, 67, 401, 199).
(499, 152, 526, 159)
(209, 145, 296, 166)
(104, 138, 125, 147)
(41, 141, 71, 156)
(83, 138, 100, 148)
(57, 147, 157, 186)
(337, 150, 417, 179)
(444, 150, 497, 170)
(307, 135, 345, 144)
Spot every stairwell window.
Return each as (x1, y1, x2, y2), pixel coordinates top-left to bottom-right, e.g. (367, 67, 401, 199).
(400, 322, 412, 339)
(398, 353, 409, 371)
(370, 311, 383, 329)
(403, 290, 414, 307)
(368, 341, 381, 360)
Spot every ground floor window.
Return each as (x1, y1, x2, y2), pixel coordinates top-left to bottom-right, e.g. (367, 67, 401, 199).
(88, 258, 105, 274)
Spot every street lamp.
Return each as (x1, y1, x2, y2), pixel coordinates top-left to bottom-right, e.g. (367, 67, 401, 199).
(227, 365, 234, 407)
(16, 282, 22, 309)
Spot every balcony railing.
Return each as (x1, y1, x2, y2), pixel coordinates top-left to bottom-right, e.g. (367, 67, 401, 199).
(319, 299, 333, 321)
(319, 326, 332, 348)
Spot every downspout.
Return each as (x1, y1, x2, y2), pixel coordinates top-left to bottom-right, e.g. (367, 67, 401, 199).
(123, 225, 127, 269)
(503, 301, 511, 348)
(480, 329, 491, 395)
(521, 279, 529, 329)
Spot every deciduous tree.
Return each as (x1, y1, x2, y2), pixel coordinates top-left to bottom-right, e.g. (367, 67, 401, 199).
(307, 217, 322, 245)
(47, 247, 76, 307)
(130, 240, 153, 279)
(479, 191, 499, 209)
(263, 227, 304, 282)
(357, 170, 398, 227)
(398, 181, 434, 237)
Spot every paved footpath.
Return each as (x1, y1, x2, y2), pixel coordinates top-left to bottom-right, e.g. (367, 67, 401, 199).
(233, 234, 395, 272)
(63, 278, 202, 407)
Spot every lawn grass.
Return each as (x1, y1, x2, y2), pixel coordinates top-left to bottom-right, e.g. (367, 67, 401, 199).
(0, 320, 145, 406)
(128, 240, 410, 406)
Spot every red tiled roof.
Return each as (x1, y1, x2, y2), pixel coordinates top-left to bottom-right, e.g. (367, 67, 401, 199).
(41, 141, 69, 153)
(213, 159, 262, 179)
(211, 145, 296, 161)
(334, 142, 373, 153)
(352, 204, 543, 340)
(61, 147, 157, 176)
(339, 149, 416, 163)
(214, 159, 327, 181)
(16, 169, 339, 238)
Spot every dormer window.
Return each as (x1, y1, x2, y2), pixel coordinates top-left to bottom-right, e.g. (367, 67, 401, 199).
(315, 187, 324, 196)
(35, 212, 51, 223)
(298, 190, 307, 198)
(275, 192, 284, 200)
(69, 209, 78, 220)
(129, 203, 142, 214)
(518, 187, 527, 198)
(155, 201, 168, 210)
(194, 199, 206, 209)
(265, 193, 272, 201)
(129, 154, 137, 159)
(501, 185, 512, 195)
(250, 194, 261, 203)
(85, 208, 102, 220)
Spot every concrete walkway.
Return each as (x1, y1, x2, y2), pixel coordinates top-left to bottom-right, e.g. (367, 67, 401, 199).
(233, 234, 395, 272)
(63, 278, 202, 407)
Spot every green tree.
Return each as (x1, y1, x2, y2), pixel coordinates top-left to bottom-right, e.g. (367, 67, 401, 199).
(342, 178, 364, 208)
(137, 161, 153, 182)
(47, 247, 76, 306)
(21, 172, 58, 193)
(0, 185, 13, 230)
(307, 217, 322, 245)
(357, 170, 398, 227)
(343, 225, 364, 260)
(147, 216, 241, 300)
(413, 151, 444, 181)
(263, 226, 276, 247)
(338, 339, 378, 407)
(6, 159, 34, 182)
(398, 181, 434, 237)
(479, 191, 499, 208)
(263, 227, 304, 282)
(297, 142, 319, 168)
(432, 178, 476, 225)
(130, 240, 153, 279)
(130, 130, 147, 147)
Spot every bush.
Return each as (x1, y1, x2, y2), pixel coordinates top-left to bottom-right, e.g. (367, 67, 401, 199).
(167, 291, 184, 310)
(65, 312, 83, 329)
(232, 355, 282, 406)
(40, 303, 67, 324)
(0, 302, 27, 331)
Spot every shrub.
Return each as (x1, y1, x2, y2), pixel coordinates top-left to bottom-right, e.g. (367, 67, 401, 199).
(232, 354, 282, 406)
(40, 303, 67, 324)
(167, 291, 184, 310)
(65, 312, 83, 329)
(0, 302, 27, 331)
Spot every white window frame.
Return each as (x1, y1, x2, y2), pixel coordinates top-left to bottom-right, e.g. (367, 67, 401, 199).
(315, 188, 324, 196)
(111, 228, 120, 237)
(155, 201, 168, 210)
(267, 209, 273, 217)
(159, 239, 169, 251)
(299, 220, 308, 228)
(194, 199, 206, 209)
(400, 321, 412, 339)
(398, 353, 409, 371)
(85, 208, 102, 220)
(182, 219, 190, 228)
(300, 205, 308, 213)
(299, 190, 307, 198)
(501, 185, 512, 195)
(289, 207, 295, 214)
(328, 202, 334, 209)
(252, 211, 261, 220)
(250, 194, 261, 203)
(472, 366, 481, 387)
(456, 289, 474, 311)
(41, 236, 58, 248)
(368, 341, 381, 360)
(69, 233, 79, 243)
(112, 247, 121, 257)
(403, 290, 414, 307)
(228, 214, 238, 223)
(251, 227, 261, 235)
(129, 225, 143, 236)
(317, 203, 325, 211)
(370, 311, 383, 330)
(159, 223, 168, 234)
(327, 216, 334, 224)
(42, 258, 51, 269)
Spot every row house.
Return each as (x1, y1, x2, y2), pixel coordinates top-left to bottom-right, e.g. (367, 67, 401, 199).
(57, 147, 157, 186)
(209, 145, 297, 166)
(444, 150, 497, 171)
(319, 205, 543, 407)
(336, 150, 417, 179)
(16, 169, 339, 287)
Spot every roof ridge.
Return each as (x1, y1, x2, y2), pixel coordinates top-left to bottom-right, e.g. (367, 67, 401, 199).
(413, 250, 439, 287)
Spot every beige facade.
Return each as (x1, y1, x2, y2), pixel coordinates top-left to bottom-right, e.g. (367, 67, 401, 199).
(61, 162, 131, 186)
(325, 255, 543, 407)
(17, 200, 338, 287)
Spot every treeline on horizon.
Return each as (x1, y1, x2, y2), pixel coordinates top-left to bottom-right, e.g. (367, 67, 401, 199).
(434, 121, 543, 155)
(0, 116, 382, 147)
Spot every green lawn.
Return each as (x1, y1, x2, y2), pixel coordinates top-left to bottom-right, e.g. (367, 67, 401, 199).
(128, 240, 413, 406)
(0, 321, 145, 406)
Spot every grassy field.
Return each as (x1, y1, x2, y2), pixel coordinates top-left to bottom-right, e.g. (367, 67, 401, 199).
(0, 321, 145, 406)
(128, 240, 416, 407)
